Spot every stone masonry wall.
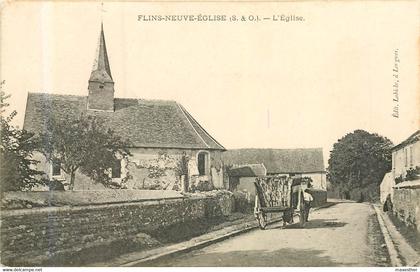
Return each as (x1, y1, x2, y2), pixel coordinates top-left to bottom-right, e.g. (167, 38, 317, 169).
(393, 187, 420, 233)
(32, 148, 225, 191)
(1, 192, 233, 266)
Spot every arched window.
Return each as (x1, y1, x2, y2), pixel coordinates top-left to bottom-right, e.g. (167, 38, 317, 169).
(111, 159, 122, 179)
(197, 151, 209, 176)
(51, 158, 62, 177)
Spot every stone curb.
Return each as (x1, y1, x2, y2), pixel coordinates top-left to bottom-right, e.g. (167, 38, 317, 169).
(101, 202, 336, 267)
(373, 205, 420, 267)
(373, 205, 403, 266)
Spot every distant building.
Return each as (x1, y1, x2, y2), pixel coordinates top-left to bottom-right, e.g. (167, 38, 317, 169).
(227, 163, 267, 200)
(23, 24, 225, 191)
(222, 148, 326, 190)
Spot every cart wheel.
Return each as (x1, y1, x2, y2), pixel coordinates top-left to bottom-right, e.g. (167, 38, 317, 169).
(256, 212, 267, 230)
(299, 195, 306, 228)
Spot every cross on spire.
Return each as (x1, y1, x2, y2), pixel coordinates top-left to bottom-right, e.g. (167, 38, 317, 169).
(100, 2, 106, 22)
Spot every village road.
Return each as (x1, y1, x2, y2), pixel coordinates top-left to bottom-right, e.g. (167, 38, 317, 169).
(143, 202, 389, 266)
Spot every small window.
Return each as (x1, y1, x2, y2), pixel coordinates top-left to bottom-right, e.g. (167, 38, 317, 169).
(52, 159, 61, 176)
(410, 146, 413, 166)
(197, 152, 208, 176)
(111, 159, 121, 178)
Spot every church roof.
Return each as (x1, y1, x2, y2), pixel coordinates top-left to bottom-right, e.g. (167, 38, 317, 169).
(23, 93, 225, 150)
(222, 148, 325, 174)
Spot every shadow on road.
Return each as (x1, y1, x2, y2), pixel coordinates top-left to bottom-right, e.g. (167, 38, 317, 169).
(272, 218, 347, 230)
(143, 248, 354, 267)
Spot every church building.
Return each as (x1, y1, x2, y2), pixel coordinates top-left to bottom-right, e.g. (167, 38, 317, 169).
(23, 24, 226, 191)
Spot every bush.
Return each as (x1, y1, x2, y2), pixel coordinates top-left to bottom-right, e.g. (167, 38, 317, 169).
(233, 191, 253, 213)
(191, 180, 214, 192)
(395, 175, 403, 184)
(46, 179, 65, 191)
(406, 167, 420, 181)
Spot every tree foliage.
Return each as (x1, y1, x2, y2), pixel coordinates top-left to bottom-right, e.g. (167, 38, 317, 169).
(0, 82, 44, 193)
(37, 114, 132, 190)
(327, 130, 393, 194)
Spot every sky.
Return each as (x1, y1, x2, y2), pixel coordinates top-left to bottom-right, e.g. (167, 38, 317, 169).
(1, 1, 419, 166)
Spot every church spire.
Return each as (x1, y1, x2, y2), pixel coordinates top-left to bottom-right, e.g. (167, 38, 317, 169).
(87, 23, 115, 112)
(90, 23, 113, 82)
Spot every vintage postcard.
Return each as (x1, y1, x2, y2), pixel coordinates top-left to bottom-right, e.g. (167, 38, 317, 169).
(0, 0, 419, 270)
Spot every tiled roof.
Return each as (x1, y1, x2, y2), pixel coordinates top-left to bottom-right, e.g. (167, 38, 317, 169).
(391, 130, 420, 151)
(228, 163, 267, 177)
(23, 93, 225, 150)
(222, 148, 325, 174)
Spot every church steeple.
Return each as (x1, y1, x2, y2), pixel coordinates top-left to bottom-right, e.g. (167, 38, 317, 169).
(87, 23, 115, 111)
(91, 23, 113, 82)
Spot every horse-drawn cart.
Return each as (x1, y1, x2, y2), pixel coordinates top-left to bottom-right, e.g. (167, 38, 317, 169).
(253, 175, 310, 229)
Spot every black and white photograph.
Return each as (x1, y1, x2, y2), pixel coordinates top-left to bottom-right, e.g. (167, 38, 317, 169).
(0, 0, 419, 269)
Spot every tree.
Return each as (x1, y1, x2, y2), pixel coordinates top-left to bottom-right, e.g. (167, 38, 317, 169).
(327, 130, 393, 198)
(0, 81, 44, 193)
(37, 114, 131, 190)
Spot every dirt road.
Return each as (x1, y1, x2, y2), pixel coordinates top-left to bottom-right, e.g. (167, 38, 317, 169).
(143, 202, 389, 266)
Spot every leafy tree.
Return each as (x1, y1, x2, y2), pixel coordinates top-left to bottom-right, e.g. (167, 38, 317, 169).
(37, 114, 131, 190)
(0, 81, 44, 193)
(327, 130, 393, 197)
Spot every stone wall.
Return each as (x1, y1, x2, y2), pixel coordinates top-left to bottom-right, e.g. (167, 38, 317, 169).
(31, 147, 225, 191)
(1, 190, 184, 208)
(1, 191, 233, 266)
(393, 187, 420, 233)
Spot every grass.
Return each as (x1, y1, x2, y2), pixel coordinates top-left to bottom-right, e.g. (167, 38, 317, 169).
(386, 211, 420, 254)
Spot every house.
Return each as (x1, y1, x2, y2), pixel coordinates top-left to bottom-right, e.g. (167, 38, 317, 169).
(380, 130, 420, 232)
(222, 148, 327, 190)
(227, 163, 266, 200)
(380, 130, 419, 204)
(391, 130, 420, 181)
(23, 24, 226, 191)
(379, 129, 420, 202)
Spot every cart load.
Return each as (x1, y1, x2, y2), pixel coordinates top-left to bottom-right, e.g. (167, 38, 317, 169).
(254, 176, 312, 229)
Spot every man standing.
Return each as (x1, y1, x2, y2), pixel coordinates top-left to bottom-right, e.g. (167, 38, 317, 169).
(303, 181, 314, 222)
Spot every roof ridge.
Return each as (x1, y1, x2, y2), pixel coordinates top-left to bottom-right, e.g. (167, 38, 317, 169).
(28, 92, 178, 103)
(134, 98, 178, 104)
(28, 92, 85, 98)
(392, 130, 420, 150)
(229, 147, 323, 151)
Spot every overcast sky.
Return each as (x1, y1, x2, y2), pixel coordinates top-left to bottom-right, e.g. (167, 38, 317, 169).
(1, 1, 419, 166)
